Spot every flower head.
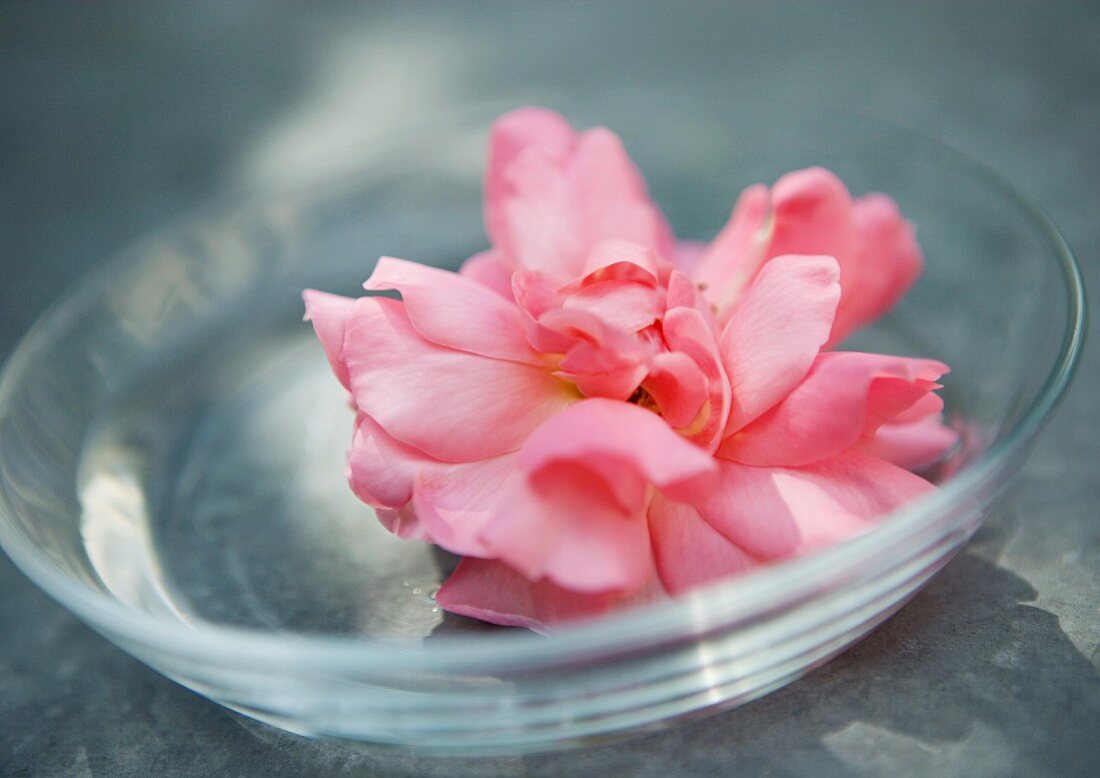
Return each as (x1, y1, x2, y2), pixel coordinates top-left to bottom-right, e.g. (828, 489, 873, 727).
(305, 107, 955, 632)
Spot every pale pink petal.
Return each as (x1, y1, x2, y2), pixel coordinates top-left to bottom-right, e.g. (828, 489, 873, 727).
(562, 279, 664, 332)
(571, 127, 677, 262)
(719, 352, 948, 467)
(364, 256, 539, 364)
(648, 494, 760, 595)
(342, 296, 574, 462)
(486, 109, 674, 282)
(517, 398, 718, 503)
(692, 183, 771, 316)
(578, 239, 661, 284)
(485, 107, 575, 254)
(720, 255, 841, 432)
(347, 412, 438, 509)
(436, 558, 666, 634)
(672, 240, 708, 277)
(458, 249, 515, 299)
(698, 452, 935, 560)
(827, 193, 924, 346)
(375, 504, 430, 542)
(410, 454, 518, 557)
(302, 290, 356, 390)
(858, 406, 958, 471)
(496, 144, 586, 279)
(480, 460, 654, 593)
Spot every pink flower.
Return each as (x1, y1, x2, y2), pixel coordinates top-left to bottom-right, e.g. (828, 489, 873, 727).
(304, 107, 956, 633)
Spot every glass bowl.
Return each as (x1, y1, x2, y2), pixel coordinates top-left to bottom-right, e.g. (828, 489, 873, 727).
(0, 101, 1085, 754)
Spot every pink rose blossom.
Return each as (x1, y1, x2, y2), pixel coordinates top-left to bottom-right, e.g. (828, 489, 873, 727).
(304, 107, 956, 633)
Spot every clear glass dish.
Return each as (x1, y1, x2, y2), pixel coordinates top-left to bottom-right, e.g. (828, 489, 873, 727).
(0, 101, 1085, 754)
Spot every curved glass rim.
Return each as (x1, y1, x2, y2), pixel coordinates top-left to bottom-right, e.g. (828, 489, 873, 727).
(0, 103, 1087, 675)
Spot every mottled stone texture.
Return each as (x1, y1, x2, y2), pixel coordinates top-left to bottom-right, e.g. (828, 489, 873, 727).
(1, 2, 1097, 776)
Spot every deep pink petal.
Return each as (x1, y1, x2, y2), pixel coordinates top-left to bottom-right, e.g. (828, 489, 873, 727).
(720, 254, 841, 432)
(364, 256, 539, 364)
(698, 452, 935, 560)
(662, 306, 731, 450)
(458, 249, 515, 299)
(479, 460, 654, 593)
(435, 558, 665, 634)
(827, 193, 924, 346)
(643, 351, 708, 429)
(719, 351, 948, 467)
(302, 290, 357, 390)
(343, 296, 574, 462)
(692, 183, 772, 316)
(766, 167, 858, 263)
(517, 398, 718, 503)
(648, 494, 760, 595)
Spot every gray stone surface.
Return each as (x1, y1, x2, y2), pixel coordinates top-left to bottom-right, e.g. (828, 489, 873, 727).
(1, 2, 1097, 775)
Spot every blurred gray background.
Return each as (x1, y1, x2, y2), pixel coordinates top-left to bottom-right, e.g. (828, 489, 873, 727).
(1, 2, 1097, 776)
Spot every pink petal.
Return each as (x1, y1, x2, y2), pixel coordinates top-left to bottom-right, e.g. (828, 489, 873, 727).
(562, 279, 664, 333)
(347, 412, 438, 509)
(496, 143, 587, 280)
(643, 351, 709, 429)
(485, 108, 674, 283)
(578, 239, 661, 284)
(719, 351, 948, 467)
(661, 306, 731, 450)
(479, 459, 654, 593)
(375, 504, 429, 542)
(435, 558, 665, 634)
(571, 127, 676, 262)
(458, 249, 515, 299)
(766, 167, 858, 264)
(827, 193, 924, 346)
(648, 494, 760, 595)
(665, 269, 704, 311)
(302, 290, 357, 390)
(672, 239, 708, 278)
(410, 454, 518, 557)
(364, 256, 539, 365)
(858, 407, 958, 471)
(517, 398, 718, 503)
(485, 107, 575, 255)
(692, 183, 772, 316)
(342, 296, 574, 462)
(720, 254, 841, 432)
(698, 452, 935, 560)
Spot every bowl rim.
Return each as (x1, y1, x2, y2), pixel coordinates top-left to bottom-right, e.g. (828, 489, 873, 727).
(0, 104, 1087, 674)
